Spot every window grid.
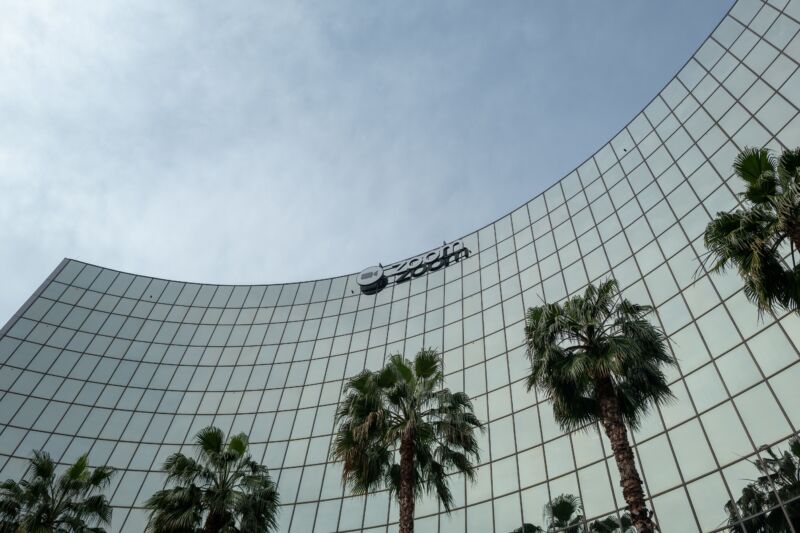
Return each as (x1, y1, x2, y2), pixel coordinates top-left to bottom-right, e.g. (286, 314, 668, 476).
(2, 1, 800, 531)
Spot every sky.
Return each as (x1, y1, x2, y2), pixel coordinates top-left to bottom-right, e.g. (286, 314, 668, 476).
(0, 1, 733, 323)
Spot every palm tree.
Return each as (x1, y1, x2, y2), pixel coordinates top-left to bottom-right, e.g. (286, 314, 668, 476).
(703, 146, 800, 315)
(589, 513, 634, 533)
(544, 493, 584, 532)
(331, 349, 483, 533)
(144, 425, 279, 533)
(724, 436, 800, 532)
(0, 450, 114, 532)
(523, 279, 676, 533)
(513, 495, 633, 533)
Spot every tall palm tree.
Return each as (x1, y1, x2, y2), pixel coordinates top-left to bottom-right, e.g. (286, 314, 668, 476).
(144, 425, 279, 533)
(523, 279, 675, 533)
(331, 349, 482, 533)
(0, 451, 114, 532)
(704, 146, 800, 315)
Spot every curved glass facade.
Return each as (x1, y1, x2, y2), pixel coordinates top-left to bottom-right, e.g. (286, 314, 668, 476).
(2, 1, 800, 531)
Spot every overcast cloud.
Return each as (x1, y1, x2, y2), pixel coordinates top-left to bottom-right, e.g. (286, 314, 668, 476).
(0, 1, 732, 322)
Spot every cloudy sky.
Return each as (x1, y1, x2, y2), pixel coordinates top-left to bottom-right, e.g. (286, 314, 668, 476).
(1, 1, 732, 322)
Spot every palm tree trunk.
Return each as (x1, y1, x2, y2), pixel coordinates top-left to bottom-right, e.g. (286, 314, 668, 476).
(596, 378, 655, 533)
(398, 429, 416, 533)
(203, 510, 225, 533)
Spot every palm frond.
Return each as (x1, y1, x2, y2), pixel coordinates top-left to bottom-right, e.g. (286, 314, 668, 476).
(778, 147, 800, 184)
(413, 348, 442, 381)
(195, 425, 225, 463)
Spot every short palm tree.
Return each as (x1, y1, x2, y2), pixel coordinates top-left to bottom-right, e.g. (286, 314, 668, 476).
(0, 451, 114, 532)
(144, 425, 279, 533)
(704, 146, 800, 315)
(511, 524, 545, 533)
(513, 494, 633, 533)
(589, 513, 634, 533)
(523, 279, 675, 533)
(724, 436, 800, 532)
(544, 493, 584, 532)
(331, 349, 482, 533)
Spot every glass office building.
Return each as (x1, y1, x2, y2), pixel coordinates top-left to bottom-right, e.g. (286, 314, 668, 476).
(2, 0, 800, 531)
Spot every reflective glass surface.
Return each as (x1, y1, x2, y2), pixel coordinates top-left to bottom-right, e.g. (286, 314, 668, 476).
(1, 1, 800, 530)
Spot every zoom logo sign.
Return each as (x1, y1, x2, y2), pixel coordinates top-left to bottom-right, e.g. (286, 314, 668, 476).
(358, 240, 470, 294)
(356, 265, 387, 295)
